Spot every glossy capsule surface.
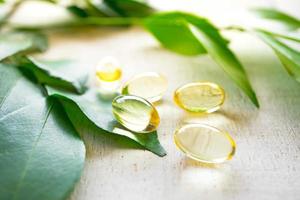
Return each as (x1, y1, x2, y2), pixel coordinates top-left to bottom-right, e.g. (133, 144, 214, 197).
(121, 72, 168, 103)
(96, 57, 122, 82)
(112, 95, 160, 133)
(174, 82, 225, 113)
(174, 124, 236, 164)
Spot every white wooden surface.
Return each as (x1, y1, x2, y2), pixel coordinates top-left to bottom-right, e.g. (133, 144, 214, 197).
(14, 0, 300, 199)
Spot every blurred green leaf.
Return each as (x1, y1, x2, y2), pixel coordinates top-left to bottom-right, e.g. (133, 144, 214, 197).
(67, 5, 90, 17)
(256, 30, 300, 43)
(252, 8, 300, 30)
(15, 56, 88, 94)
(47, 87, 167, 157)
(0, 32, 48, 61)
(145, 12, 259, 107)
(255, 29, 300, 83)
(86, 0, 125, 17)
(103, 0, 155, 17)
(66, 1, 109, 18)
(64, 0, 154, 18)
(0, 63, 85, 200)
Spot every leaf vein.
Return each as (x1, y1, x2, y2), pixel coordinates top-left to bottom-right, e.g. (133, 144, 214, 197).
(0, 78, 20, 111)
(0, 104, 32, 122)
(12, 101, 54, 200)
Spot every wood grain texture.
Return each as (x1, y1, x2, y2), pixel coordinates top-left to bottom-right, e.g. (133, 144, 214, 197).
(16, 0, 300, 199)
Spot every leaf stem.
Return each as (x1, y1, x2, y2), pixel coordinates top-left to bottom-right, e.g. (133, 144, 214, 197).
(0, 0, 23, 28)
(220, 25, 246, 32)
(7, 17, 143, 30)
(75, 17, 142, 26)
(254, 28, 300, 42)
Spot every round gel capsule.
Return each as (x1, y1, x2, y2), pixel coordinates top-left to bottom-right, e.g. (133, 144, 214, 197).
(112, 95, 160, 133)
(121, 72, 168, 103)
(174, 124, 236, 163)
(174, 82, 225, 113)
(96, 57, 122, 82)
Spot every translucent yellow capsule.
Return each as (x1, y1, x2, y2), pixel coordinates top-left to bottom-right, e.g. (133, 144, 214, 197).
(174, 124, 236, 163)
(174, 82, 225, 113)
(112, 95, 160, 133)
(95, 57, 122, 82)
(121, 72, 168, 103)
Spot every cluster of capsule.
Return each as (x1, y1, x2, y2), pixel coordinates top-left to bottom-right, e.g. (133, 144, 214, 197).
(95, 57, 236, 164)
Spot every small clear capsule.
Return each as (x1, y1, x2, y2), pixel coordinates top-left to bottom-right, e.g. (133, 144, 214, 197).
(121, 72, 168, 103)
(174, 82, 225, 113)
(112, 95, 160, 133)
(95, 57, 122, 82)
(174, 124, 236, 164)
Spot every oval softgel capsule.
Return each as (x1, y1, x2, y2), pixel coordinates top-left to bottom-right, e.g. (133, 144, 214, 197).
(174, 82, 225, 113)
(122, 72, 168, 103)
(96, 57, 122, 82)
(112, 95, 160, 133)
(174, 124, 236, 163)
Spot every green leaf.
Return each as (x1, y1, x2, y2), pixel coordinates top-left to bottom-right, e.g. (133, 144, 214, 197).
(67, 5, 90, 18)
(0, 32, 48, 61)
(85, 0, 122, 17)
(252, 8, 300, 31)
(44, 0, 109, 18)
(15, 56, 88, 94)
(255, 30, 300, 43)
(255, 29, 300, 83)
(144, 12, 207, 55)
(103, 0, 155, 17)
(47, 87, 167, 157)
(144, 12, 259, 107)
(0, 64, 85, 200)
(65, 0, 155, 18)
(66, 2, 109, 18)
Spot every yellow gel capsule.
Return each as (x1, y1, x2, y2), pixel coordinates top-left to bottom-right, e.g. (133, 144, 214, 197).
(174, 82, 225, 113)
(121, 72, 168, 103)
(174, 124, 236, 164)
(112, 95, 160, 133)
(96, 57, 122, 82)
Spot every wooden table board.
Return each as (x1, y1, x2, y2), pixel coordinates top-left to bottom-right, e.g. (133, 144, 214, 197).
(14, 0, 300, 199)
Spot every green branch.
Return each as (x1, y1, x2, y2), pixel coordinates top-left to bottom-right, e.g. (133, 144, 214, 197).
(6, 17, 142, 30)
(0, 0, 24, 28)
